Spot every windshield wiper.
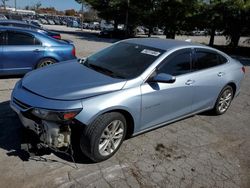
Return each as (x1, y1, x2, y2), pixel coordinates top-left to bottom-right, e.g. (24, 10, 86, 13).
(84, 61, 125, 79)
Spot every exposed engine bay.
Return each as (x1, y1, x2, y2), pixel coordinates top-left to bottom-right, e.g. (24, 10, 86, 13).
(18, 112, 71, 149)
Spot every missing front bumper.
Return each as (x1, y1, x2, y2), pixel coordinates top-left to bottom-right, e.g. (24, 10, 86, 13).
(17, 110, 71, 148)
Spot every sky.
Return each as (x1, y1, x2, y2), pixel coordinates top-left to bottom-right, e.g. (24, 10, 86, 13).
(6, 0, 82, 11)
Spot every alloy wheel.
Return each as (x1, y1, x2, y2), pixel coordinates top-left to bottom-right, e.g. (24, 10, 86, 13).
(217, 88, 233, 113)
(98, 120, 125, 156)
(39, 60, 55, 68)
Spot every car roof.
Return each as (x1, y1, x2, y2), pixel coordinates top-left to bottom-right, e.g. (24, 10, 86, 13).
(0, 26, 69, 45)
(125, 38, 204, 51)
(0, 26, 54, 39)
(0, 25, 38, 33)
(0, 19, 27, 24)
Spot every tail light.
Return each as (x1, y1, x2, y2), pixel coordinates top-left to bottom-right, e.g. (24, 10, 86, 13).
(53, 35, 61, 40)
(242, 66, 245, 74)
(72, 47, 76, 57)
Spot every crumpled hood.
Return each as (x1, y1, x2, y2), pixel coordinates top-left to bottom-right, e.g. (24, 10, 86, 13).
(22, 60, 126, 100)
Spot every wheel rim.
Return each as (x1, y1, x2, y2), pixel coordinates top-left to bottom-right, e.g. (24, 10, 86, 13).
(39, 60, 54, 68)
(218, 89, 233, 113)
(98, 120, 124, 156)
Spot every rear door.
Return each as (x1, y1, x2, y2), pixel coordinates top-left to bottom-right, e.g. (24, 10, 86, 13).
(2, 31, 45, 74)
(191, 48, 228, 111)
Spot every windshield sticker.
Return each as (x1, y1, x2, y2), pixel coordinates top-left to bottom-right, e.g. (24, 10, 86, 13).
(141, 49, 161, 56)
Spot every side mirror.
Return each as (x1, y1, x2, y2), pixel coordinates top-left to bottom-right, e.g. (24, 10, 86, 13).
(149, 73, 176, 83)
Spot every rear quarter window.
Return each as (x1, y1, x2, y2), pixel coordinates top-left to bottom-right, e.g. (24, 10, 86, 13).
(193, 49, 227, 71)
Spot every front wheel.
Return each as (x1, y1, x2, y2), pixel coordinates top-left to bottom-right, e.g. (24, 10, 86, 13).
(213, 85, 234, 115)
(80, 112, 127, 162)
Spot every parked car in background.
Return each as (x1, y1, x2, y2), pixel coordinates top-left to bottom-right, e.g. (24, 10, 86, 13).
(67, 20, 79, 28)
(136, 26, 146, 35)
(153, 27, 164, 35)
(215, 30, 224, 36)
(88, 22, 100, 30)
(47, 19, 55, 25)
(39, 18, 48, 25)
(10, 38, 245, 162)
(100, 20, 114, 31)
(99, 29, 128, 39)
(0, 20, 61, 39)
(0, 26, 76, 75)
(82, 22, 89, 29)
(0, 14, 7, 20)
(53, 18, 61, 25)
(29, 20, 43, 28)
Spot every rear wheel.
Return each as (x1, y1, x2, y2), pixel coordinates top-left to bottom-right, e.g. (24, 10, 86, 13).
(213, 85, 234, 115)
(37, 58, 56, 68)
(80, 112, 127, 162)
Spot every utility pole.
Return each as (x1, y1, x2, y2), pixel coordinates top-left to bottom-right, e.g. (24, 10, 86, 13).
(125, 0, 130, 35)
(81, 2, 84, 31)
(14, 0, 16, 11)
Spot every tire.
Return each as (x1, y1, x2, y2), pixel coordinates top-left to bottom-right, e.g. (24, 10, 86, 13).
(80, 112, 127, 162)
(213, 85, 234, 115)
(36, 58, 56, 69)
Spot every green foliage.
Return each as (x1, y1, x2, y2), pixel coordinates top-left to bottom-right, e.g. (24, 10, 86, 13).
(65, 9, 76, 16)
(76, 0, 250, 47)
(83, 0, 129, 27)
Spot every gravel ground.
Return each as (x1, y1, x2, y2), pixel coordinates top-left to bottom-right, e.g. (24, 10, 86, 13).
(0, 25, 250, 188)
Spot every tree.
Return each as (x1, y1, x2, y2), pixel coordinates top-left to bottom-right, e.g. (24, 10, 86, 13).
(132, 0, 160, 37)
(78, 0, 130, 29)
(157, 0, 200, 39)
(65, 9, 76, 16)
(83, 8, 98, 22)
(223, 0, 250, 47)
(34, 1, 42, 10)
(195, 0, 225, 46)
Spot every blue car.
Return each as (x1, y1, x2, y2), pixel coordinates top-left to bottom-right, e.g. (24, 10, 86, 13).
(10, 38, 245, 162)
(0, 26, 76, 76)
(0, 20, 62, 39)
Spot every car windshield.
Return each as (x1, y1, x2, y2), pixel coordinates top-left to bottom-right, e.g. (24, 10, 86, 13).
(82, 42, 165, 79)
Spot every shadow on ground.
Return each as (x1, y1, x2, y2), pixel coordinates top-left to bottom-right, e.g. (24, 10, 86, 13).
(0, 101, 92, 164)
(0, 75, 23, 79)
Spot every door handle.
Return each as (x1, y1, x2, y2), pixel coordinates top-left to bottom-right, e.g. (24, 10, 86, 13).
(185, 79, 195, 85)
(217, 72, 225, 77)
(33, 49, 42, 52)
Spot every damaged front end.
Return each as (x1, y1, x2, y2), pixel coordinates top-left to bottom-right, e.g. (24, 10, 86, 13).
(10, 97, 82, 149)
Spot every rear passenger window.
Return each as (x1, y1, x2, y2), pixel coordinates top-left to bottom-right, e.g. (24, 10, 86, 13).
(218, 54, 228, 64)
(193, 50, 226, 71)
(7, 32, 41, 45)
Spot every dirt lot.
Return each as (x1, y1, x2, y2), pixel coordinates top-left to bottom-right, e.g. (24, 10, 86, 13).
(0, 25, 250, 188)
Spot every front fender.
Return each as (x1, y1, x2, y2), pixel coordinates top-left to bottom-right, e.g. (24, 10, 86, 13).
(75, 87, 141, 132)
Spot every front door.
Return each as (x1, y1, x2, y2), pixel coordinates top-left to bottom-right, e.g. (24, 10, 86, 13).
(140, 48, 194, 131)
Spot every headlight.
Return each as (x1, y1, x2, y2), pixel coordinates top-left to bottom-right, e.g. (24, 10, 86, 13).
(31, 108, 82, 122)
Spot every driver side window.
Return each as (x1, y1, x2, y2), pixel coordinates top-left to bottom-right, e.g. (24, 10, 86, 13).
(158, 50, 192, 76)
